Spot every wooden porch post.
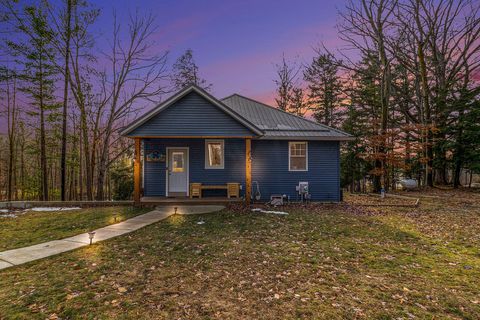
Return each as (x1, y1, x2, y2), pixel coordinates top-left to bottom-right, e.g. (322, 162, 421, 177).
(134, 138, 141, 204)
(245, 138, 252, 204)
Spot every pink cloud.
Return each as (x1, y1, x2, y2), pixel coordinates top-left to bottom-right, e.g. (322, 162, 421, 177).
(205, 21, 342, 103)
(249, 91, 277, 106)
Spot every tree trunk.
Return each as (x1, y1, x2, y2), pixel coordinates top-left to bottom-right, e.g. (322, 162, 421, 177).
(405, 120, 411, 178)
(39, 59, 49, 201)
(79, 127, 83, 200)
(414, 0, 433, 188)
(79, 108, 93, 200)
(453, 161, 462, 188)
(95, 137, 109, 200)
(61, 0, 72, 201)
(20, 132, 25, 200)
(6, 75, 16, 201)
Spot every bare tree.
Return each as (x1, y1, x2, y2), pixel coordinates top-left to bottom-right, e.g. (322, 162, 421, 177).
(388, 0, 480, 186)
(94, 11, 169, 200)
(67, 3, 98, 200)
(1, 69, 19, 201)
(338, 0, 397, 191)
(274, 54, 301, 112)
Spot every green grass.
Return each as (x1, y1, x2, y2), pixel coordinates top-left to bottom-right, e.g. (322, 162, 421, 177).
(0, 206, 150, 251)
(0, 193, 479, 319)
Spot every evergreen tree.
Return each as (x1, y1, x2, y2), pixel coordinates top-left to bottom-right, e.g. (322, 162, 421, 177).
(304, 52, 343, 127)
(349, 52, 385, 191)
(6, 4, 60, 201)
(447, 86, 480, 187)
(340, 100, 371, 191)
(171, 49, 211, 91)
(289, 86, 308, 116)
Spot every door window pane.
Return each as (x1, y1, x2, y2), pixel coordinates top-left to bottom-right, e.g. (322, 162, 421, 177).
(172, 152, 184, 172)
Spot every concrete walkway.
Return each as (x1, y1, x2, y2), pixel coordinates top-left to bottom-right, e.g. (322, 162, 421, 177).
(0, 205, 224, 271)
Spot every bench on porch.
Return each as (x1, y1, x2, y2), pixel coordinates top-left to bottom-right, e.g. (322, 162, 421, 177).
(190, 183, 240, 199)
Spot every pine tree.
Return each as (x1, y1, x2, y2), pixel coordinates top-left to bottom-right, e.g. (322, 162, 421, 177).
(171, 49, 211, 91)
(349, 52, 385, 192)
(304, 52, 343, 127)
(289, 86, 308, 116)
(7, 4, 60, 201)
(448, 86, 480, 187)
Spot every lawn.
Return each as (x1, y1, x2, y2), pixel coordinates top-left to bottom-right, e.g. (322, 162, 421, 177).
(0, 191, 479, 319)
(0, 206, 150, 251)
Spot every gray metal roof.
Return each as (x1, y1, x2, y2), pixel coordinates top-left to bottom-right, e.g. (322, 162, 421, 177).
(221, 94, 353, 140)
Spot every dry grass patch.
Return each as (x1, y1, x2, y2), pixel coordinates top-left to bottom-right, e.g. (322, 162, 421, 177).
(0, 191, 479, 319)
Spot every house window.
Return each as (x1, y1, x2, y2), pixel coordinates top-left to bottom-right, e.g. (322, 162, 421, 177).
(289, 142, 308, 171)
(205, 139, 224, 169)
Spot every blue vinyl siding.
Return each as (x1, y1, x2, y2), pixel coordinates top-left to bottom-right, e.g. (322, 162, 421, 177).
(143, 138, 246, 197)
(251, 140, 340, 201)
(129, 92, 254, 137)
(143, 138, 340, 201)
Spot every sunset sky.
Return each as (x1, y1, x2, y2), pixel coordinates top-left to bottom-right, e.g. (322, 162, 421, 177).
(93, 0, 347, 105)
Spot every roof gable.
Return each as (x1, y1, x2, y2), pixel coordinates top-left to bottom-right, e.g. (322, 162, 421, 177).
(121, 86, 263, 137)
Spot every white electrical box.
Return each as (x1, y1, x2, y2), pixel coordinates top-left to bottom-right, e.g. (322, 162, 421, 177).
(296, 182, 309, 194)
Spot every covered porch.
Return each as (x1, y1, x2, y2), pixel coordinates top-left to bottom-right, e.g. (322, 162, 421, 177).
(133, 137, 252, 205)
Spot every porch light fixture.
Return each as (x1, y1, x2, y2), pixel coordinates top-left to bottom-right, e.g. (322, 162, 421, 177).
(88, 231, 96, 245)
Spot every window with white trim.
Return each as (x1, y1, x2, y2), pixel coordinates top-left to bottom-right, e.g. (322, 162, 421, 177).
(289, 142, 308, 171)
(205, 139, 224, 169)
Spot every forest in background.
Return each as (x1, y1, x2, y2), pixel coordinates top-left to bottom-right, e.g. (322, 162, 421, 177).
(0, 0, 210, 201)
(0, 0, 479, 201)
(274, 0, 480, 192)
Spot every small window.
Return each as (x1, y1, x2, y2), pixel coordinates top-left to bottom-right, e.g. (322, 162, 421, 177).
(205, 139, 224, 169)
(289, 142, 308, 171)
(172, 152, 185, 173)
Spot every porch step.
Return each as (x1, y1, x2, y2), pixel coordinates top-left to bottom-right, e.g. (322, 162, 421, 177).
(141, 196, 243, 206)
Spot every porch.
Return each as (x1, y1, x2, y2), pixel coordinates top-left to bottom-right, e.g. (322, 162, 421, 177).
(133, 137, 252, 205)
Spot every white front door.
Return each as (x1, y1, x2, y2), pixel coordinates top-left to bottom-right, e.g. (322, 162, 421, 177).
(167, 148, 189, 196)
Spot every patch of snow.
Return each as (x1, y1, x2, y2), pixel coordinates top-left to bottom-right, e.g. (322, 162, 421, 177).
(0, 213, 17, 218)
(251, 208, 288, 215)
(29, 207, 82, 212)
(0, 208, 28, 218)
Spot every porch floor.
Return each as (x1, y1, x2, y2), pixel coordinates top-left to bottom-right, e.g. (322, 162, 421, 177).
(140, 196, 243, 205)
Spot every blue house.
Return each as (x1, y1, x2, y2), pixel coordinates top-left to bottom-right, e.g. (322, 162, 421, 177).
(120, 85, 352, 204)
